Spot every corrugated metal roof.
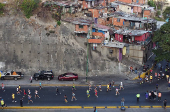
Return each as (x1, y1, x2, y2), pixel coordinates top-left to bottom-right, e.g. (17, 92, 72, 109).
(93, 24, 111, 31)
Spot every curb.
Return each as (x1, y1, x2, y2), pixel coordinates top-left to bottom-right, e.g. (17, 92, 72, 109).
(5, 84, 120, 87)
(3, 106, 169, 109)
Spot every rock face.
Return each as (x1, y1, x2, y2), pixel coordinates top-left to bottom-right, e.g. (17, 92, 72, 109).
(0, 16, 129, 76)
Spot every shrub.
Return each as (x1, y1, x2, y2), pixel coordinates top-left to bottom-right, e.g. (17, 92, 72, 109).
(0, 3, 5, 15)
(21, 0, 40, 18)
(57, 21, 61, 26)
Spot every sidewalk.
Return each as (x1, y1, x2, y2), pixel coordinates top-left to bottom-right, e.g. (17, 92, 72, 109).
(2, 108, 170, 112)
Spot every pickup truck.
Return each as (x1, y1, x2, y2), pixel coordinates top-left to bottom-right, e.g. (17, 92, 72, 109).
(33, 70, 54, 81)
(0, 71, 24, 81)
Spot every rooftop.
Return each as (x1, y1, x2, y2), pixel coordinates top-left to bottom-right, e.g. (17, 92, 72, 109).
(115, 29, 149, 36)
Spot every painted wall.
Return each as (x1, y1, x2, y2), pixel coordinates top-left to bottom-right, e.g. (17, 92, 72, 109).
(119, 4, 132, 13)
(113, 18, 124, 26)
(75, 24, 89, 33)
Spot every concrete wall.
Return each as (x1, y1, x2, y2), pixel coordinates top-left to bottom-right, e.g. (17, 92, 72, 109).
(0, 16, 127, 76)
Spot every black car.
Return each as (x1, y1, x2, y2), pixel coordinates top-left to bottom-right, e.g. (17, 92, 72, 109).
(33, 70, 54, 81)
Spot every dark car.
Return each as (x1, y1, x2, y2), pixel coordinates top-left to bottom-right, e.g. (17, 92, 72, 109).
(58, 73, 78, 81)
(33, 70, 54, 81)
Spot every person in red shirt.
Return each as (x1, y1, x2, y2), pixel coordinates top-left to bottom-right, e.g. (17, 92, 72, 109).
(1, 83, 5, 92)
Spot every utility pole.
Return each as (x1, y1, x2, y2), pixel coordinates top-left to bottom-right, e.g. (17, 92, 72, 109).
(86, 28, 90, 82)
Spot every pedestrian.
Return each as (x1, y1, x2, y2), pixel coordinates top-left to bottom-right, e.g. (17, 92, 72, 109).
(163, 99, 167, 109)
(135, 68, 137, 74)
(30, 75, 33, 83)
(121, 97, 125, 107)
(86, 89, 90, 98)
(89, 84, 92, 91)
(12, 93, 17, 102)
(64, 95, 68, 103)
(155, 72, 157, 79)
(158, 92, 161, 101)
(72, 83, 76, 91)
(145, 76, 148, 83)
(39, 82, 42, 90)
(23, 89, 27, 97)
(136, 93, 140, 102)
(20, 98, 23, 107)
(149, 91, 152, 100)
(158, 73, 161, 80)
(145, 91, 149, 99)
(120, 82, 124, 90)
(150, 69, 153, 74)
(1, 83, 5, 92)
(115, 88, 120, 95)
(107, 84, 109, 92)
(56, 87, 61, 95)
(71, 92, 77, 101)
(28, 95, 33, 104)
(94, 88, 98, 98)
(130, 66, 133, 72)
(35, 90, 40, 99)
(99, 84, 102, 91)
(166, 75, 169, 82)
(1, 99, 6, 110)
(150, 75, 153, 83)
(94, 106, 97, 112)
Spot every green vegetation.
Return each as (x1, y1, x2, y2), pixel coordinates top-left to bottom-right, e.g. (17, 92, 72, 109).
(152, 22, 170, 61)
(154, 17, 165, 21)
(21, 0, 40, 18)
(163, 7, 170, 20)
(0, 3, 5, 15)
(57, 21, 61, 26)
(148, 0, 156, 8)
(156, 11, 161, 16)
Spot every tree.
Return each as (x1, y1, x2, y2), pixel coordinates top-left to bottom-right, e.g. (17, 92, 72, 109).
(152, 22, 170, 61)
(148, 0, 156, 8)
(163, 7, 170, 20)
(0, 3, 5, 15)
(20, 0, 40, 18)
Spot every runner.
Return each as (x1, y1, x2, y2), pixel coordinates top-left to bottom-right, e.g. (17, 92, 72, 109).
(112, 81, 115, 87)
(1, 83, 5, 92)
(39, 82, 42, 90)
(145, 76, 148, 83)
(145, 91, 149, 99)
(166, 74, 169, 82)
(140, 77, 143, 84)
(1, 99, 6, 110)
(56, 87, 61, 95)
(86, 89, 90, 98)
(19, 85, 22, 92)
(107, 84, 109, 92)
(158, 92, 161, 101)
(162, 73, 165, 79)
(136, 93, 140, 102)
(109, 83, 112, 91)
(89, 84, 92, 91)
(94, 88, 98, 98)
(35, 90, 40, 99)
(150, 75, 153, 83)
(155, 72, 157, 79)
(115, 88, 120, 95)
(28, 89, 31, 95)
(23, 89, 27, 97)
(99, 84, 102, 91)
(158, 73, 161, 80)
(12, 93, 17, 102)
(64, 95, 68, 103)
(72, 83, 76, 91)
(120, 82, 124, 90)
(154, 91, 157, 100)
(163, 99, 167, 109)
(17, 87, 20, 95)
(149, 91, 152, 100)
(28, 95, 33, 104)
(71, 92, 77, 101)
(156, 83, 159, 90)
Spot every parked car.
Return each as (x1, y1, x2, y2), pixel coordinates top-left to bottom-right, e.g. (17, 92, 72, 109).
(58, 73, 78, 81)
(33, 70, 54, 81)
(0, 70, 24, 81)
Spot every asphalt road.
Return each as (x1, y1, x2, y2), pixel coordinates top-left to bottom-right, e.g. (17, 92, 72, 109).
(0, 79, 169, 107)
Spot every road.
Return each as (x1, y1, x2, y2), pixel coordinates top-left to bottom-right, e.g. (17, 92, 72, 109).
(0, 79, 169, 107)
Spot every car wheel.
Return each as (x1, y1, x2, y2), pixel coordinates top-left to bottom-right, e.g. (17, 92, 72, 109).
(73, 79, 75, 81)
(48, 77, 50, 81)
(14, 77, 17, 81)
(36, 78, 38, 81)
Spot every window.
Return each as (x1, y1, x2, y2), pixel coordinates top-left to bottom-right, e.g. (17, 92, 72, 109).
(79, 25, 83, 28)
(117, 18, 120, 22)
